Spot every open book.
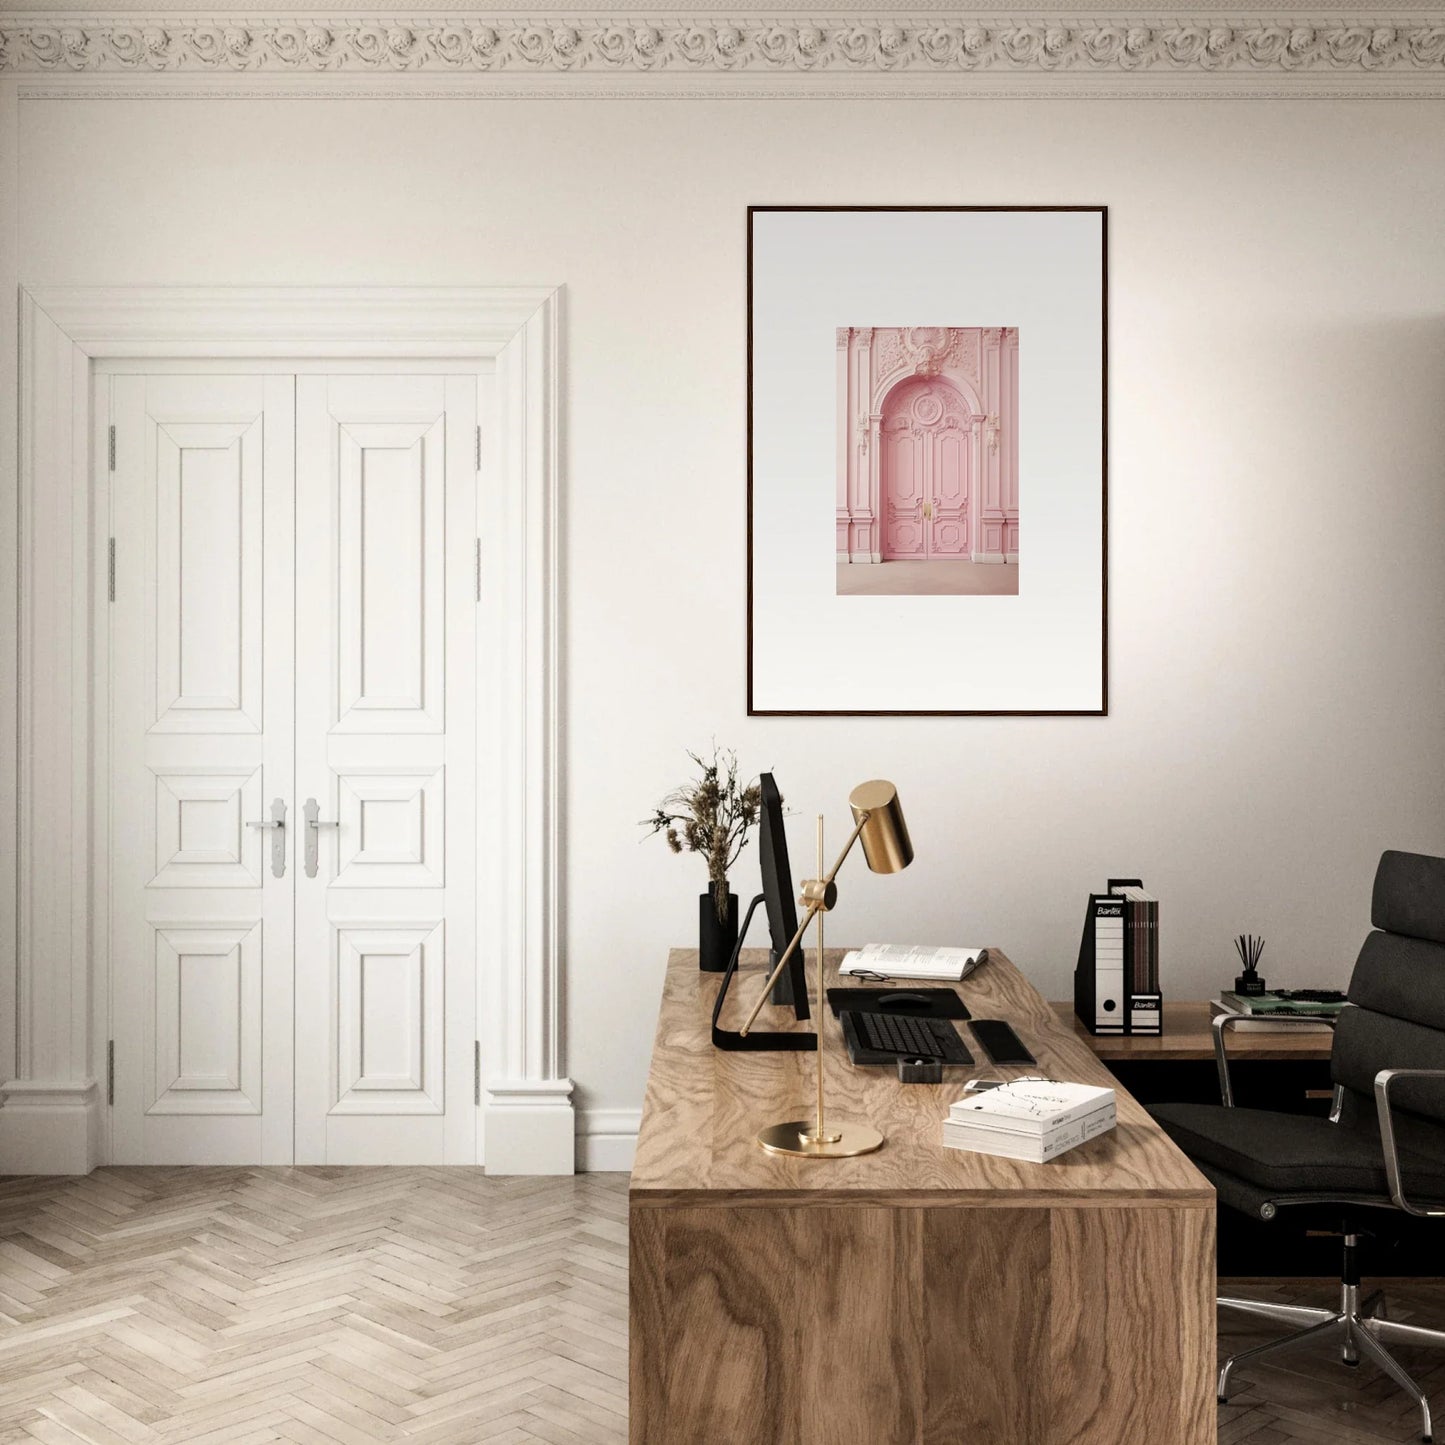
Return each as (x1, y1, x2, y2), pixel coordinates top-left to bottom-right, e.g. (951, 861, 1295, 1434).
(839, 943, 987, 982)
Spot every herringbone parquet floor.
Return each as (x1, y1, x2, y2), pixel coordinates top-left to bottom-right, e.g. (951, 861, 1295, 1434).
(0, 1169, 628, 1445)
(1, 1168, 1443, 1443)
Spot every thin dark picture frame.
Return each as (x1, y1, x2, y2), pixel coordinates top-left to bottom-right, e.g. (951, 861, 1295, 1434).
(745, 204, 1109, 718)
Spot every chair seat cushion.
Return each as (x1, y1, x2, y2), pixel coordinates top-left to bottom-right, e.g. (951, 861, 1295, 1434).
(1149, 1102, 1445, 1198)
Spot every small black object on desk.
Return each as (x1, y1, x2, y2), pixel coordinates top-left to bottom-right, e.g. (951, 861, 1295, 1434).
(970, 1018, 1036, 1066)
(826, 986, 970, 1020)
(896, 1057, 944, 1084)
(1234, 933, 1267, 996)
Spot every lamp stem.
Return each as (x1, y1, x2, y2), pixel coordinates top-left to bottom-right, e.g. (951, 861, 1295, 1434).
(815, 814, 826, 1144)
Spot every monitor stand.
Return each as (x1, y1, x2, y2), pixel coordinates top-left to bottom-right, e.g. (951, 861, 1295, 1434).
(711, 894, 816, 1052)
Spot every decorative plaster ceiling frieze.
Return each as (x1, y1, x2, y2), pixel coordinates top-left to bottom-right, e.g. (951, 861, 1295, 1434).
(2, 11, 1444, 86)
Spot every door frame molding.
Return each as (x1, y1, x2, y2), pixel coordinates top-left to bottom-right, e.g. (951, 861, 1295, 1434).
(3, 285, 572, 1175)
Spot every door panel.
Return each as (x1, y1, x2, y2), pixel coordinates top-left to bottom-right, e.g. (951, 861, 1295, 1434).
(109, 366, 478, 1167)
(335, 418, 445, 733)
(930, 428, 971, 557)
(294, 375, 477, 1165)
(881, 422, 925, 559)
(110, 374, 295, 1164)
(152, 422, 264, 730)
(334, 921, 444, 1113)
(151, 923, 262, 1113)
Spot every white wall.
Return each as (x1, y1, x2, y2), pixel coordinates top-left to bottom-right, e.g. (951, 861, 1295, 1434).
(16, 95, 1445, 1155)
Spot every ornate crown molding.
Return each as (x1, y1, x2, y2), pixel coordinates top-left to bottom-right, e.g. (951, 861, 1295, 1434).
(2, 13, 1445, 79)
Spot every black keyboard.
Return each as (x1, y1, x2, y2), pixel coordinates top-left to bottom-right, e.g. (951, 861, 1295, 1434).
(845, 1011, 974, 1064)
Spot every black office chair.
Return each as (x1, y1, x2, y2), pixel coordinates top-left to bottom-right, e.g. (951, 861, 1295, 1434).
(1150, 849, 1445, 1443)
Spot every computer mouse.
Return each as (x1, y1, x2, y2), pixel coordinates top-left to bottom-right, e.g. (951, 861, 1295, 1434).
(878, 992, 932, 1010)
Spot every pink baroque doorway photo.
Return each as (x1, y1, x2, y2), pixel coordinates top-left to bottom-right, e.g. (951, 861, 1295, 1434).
(836, 326, 1019, 596)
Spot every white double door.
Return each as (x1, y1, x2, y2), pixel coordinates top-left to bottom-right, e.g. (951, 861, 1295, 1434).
(108, 369, 479, 1165)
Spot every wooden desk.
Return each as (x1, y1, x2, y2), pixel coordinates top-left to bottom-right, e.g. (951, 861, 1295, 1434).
(1052, 999, 1334, 1062)
(630, 949, 1215, 1445)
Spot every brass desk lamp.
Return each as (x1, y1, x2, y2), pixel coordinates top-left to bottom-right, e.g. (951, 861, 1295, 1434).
(739, 780, 913, 1158)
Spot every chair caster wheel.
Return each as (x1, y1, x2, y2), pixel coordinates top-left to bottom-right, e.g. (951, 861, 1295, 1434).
(1217, 1397, 1227, 1405)
(1343, 1358, 1360, 1368)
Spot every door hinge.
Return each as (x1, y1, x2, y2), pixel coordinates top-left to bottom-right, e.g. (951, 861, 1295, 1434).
(107, 538, 116, 602)
(475, 424, 482, 472)
(474, 1041, 481, 1106)
(106, 1040, 115, 1106)
(107, 424, 116, 472)
(474, 539, 482, 603)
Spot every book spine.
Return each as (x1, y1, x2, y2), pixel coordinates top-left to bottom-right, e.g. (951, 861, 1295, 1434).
(1092, 895, 1125, 1034)
(1075, 896, 1097, 1032)
(1124, 892, 1162, 1036)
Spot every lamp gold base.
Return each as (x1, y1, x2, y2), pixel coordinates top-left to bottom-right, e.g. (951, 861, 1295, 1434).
(756, 1119, 885, 1158)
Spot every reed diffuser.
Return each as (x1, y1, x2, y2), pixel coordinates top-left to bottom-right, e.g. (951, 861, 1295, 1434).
(1234, 934, 1267, 996)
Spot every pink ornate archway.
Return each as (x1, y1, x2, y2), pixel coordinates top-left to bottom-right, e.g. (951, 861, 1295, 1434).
(836, 326, 1019, 566)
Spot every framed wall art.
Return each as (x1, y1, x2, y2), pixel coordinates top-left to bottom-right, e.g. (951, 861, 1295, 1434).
(747, 205, 1108, 716)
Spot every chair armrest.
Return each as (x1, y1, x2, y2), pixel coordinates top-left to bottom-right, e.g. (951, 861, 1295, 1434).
(1212, 1010, 1338, 1108)
(1374, 1069, 1445, 1217)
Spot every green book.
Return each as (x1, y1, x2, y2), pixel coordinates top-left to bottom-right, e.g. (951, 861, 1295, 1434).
(1220, 991, 1346, 1018)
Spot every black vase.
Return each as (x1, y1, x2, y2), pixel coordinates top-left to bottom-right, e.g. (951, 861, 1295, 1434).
(699, 885, 740, 972)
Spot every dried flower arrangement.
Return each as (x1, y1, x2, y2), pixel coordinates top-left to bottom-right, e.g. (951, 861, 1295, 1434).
(643, 746, 763, 922)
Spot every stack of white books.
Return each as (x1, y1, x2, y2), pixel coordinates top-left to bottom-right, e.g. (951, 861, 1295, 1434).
(942, 1080, 1117, 1163)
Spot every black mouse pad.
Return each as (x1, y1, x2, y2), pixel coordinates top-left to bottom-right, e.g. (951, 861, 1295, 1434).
(826, 987, 970, 1021)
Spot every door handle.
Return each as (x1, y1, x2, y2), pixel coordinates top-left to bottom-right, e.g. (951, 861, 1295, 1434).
(303, 797, 339, 880)
(246, 798, 288, 879)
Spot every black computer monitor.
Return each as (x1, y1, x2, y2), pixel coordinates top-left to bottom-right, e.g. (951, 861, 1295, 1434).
(758, 773, 810, 1020)
(709, 772, 815, 1051)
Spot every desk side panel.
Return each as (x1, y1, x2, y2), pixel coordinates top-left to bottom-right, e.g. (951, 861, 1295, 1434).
(922, 1207, 1052, 1443)
(629, 1199, 1214, 1445)
(1048, 1204, 1216, 1445)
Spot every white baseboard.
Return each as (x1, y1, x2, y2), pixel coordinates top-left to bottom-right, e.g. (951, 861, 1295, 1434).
(1005, 551, 1019, 564)
(484, 1079, 576, 1175)
(973, 551, 1005, 564)
(577, 1108, 640, 1172)
(0, 1080, 101, 1175)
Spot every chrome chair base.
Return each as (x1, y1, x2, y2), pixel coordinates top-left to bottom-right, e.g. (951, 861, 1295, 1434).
(1219, 1280, 1445, 1443)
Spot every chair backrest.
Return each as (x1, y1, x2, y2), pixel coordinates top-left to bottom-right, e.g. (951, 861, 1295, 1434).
(1331, 850, 1445, 1127)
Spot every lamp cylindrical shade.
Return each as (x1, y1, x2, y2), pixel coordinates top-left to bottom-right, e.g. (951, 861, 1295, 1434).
(848, 780, 913, 874)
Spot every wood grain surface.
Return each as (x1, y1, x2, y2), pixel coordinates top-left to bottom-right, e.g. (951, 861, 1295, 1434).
(629, 948, 1216, 1445)
(629, 1199, 1215, 1444)
(1053, 999, 1335, 1061)
(630, 948, 1214, 1206)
